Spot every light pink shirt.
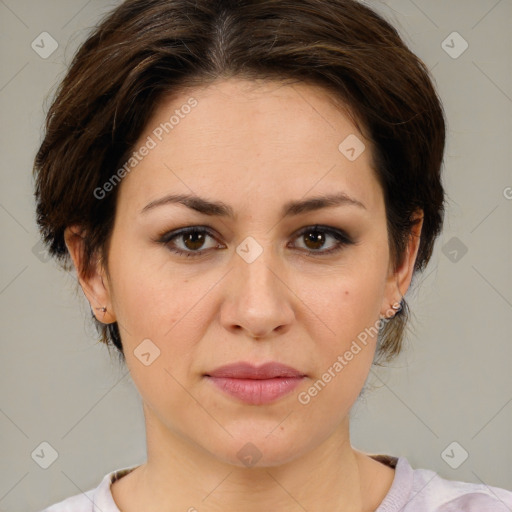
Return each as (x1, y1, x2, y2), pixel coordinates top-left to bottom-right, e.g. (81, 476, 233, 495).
(41, 455, 512, 511)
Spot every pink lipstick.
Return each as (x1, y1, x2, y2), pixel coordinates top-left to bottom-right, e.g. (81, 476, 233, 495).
(205, 362, 306, 405)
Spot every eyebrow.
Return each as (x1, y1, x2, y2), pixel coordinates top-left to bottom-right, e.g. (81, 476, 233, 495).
(140, 192, 366, 218)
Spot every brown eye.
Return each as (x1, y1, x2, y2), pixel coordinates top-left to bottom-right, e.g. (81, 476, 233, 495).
(291, 225, 354, 256)
(302, 230, 327, 251)
(158, 227, 221, 257)
(157, 224, 353, 259)
(181, 231, 208, 251)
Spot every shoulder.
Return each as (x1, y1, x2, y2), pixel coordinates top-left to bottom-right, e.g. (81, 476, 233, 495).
(38, 465, 138, 512)
(408, 460, 512, 511)
(372, 454, 512, 512)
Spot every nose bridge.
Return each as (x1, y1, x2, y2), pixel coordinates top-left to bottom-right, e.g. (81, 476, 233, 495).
(221, 232, 294, 337)
(234, 234, 281, 296)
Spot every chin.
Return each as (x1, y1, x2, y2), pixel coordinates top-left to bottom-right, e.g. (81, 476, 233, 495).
(206, 422, 315, 469)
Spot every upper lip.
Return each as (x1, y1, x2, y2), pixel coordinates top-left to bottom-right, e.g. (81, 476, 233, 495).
(205, 362, 305, 379)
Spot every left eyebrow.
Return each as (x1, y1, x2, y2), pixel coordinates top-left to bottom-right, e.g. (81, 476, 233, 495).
(140, 192, 366, 218)
(282, 192, 367, 216)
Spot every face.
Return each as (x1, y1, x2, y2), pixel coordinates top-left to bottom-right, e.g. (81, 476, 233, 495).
(68, 78, 420, 468)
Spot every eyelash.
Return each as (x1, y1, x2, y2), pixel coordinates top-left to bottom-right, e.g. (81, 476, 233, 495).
(156, 224, 354, 258)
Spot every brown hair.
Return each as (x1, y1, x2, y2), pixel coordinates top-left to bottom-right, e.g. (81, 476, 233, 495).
(33, 0, 446, 365)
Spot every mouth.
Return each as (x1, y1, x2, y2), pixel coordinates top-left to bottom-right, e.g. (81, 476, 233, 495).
(204, 362, 306, 405)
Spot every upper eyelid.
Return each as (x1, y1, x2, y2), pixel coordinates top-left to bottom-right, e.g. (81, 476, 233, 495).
(161, 224, 352, 246)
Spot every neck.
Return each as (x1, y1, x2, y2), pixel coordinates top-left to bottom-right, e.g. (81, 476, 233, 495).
(115, 406, 386, 512)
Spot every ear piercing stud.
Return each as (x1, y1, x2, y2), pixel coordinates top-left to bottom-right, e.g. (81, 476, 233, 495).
(391, 301, 402, 312)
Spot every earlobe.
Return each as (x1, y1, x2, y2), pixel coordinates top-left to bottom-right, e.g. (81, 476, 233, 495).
(63, 225, 116, 324)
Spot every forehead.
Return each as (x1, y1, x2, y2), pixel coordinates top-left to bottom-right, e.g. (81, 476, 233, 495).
(115, 78, 383, 217)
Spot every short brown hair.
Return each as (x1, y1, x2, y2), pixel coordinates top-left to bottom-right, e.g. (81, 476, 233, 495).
(33, 0, 446, 364)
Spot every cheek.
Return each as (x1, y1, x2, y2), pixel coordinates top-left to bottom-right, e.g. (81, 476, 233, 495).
(111, 262, 199, 411)
(125, 351, 195, 436)
(108, 249, 212, 385)
(301, 262, 387, 342)
(294, 252, 389, 402)
(297, 278, 385, 420)
(107, 241, 184, 335)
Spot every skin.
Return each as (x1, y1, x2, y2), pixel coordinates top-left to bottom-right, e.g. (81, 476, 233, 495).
(65, 78, 423, 512)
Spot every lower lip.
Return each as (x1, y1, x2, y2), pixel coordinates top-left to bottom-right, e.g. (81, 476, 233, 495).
(206, 376, 305, 405)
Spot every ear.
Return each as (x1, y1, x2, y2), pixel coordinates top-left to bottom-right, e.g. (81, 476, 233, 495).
(64, 225, 116, 324)
(380, 210, 424, 318)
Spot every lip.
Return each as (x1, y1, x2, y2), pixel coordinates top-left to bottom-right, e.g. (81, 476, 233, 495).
(206, 362, 305, 379)
(204, 362, 306, 405)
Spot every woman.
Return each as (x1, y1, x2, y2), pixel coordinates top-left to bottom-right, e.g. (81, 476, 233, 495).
(34, 0, 512, 510)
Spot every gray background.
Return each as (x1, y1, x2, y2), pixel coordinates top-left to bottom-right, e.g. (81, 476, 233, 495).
(0, 0, 511, 510)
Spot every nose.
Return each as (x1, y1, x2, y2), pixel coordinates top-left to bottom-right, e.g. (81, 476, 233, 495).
(219, 241, 295, 340)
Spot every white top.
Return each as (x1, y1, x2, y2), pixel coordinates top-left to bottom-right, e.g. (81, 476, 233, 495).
(40, 454, 512, 511)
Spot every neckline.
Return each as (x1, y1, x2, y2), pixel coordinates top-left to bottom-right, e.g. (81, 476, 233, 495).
(110, 454, 400, 483)
(101, 454, 411, 512)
